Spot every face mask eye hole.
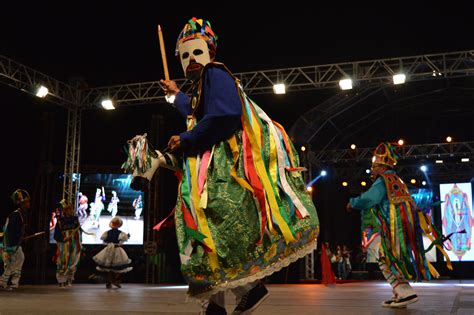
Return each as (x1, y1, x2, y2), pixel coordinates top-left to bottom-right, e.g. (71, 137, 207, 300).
(193, 49, 203, 56)
(182, 52, 189, 59)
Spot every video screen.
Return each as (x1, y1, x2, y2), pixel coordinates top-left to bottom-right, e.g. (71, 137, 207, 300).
(49, 174, 144, 245)
(440, 182, 473, 262)
(360, 188, 436, 262)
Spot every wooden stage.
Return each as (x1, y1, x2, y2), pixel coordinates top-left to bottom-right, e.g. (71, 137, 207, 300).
(0, 281, 473, 314)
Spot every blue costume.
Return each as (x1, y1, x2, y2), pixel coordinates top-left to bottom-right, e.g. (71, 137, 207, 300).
(175, 67, 242, 154)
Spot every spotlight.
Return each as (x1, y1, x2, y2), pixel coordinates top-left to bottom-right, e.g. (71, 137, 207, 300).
(398, 139, 405, 146)
(350, 144, 356, 150)
(342, 181, 348, 187)
(435, 160, 443, 164)
(446, 136, 453, 143)
(306, 186, 313, 192)
(422, 181, 427, 186)
(366, 169, 371, 174)
(36, 85, 49, 98)
(410, 179, 416, 184)
(461, 158, 470, 163)
(420, 165, 428, 172)
(301, 146, 306, 152)
(101, 99, 115, 110)
(393, 74, 406, 85)
(361, 181, 367, 187)
(165, 94, 176, 104)
(320, 170, 327, 177)
(339, 79, 353, 90)
(273, 83, 286, 95)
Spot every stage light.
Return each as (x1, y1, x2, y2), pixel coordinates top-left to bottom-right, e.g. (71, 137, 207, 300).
(36, 85, 49, 98)
(446, 136, 453, 143)
(366, 169, 371, 174)
(410, 179, 416, 184)
(350, 144, 356, 150)
(306, 186, 313, 192)
(462, 158, 470, 162)
(320, 170, 327, 177)
(273, 83, 286, 95)
(435, 160, 443, 164)
(342, 181, 348, 187)
(393, 74, 406, 85)
(165, 94, 176, 104)
(422, 181, 427, 186)
(361, 181, 367, 187)
(420, 165, 427, 172)
(301, 146, 306, 152)
(398, 139, 405, 146)
(101, 99, 115, 110)
(339, 79, 353, 90)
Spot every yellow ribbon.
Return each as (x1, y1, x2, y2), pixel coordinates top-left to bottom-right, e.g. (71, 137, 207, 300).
(268, 127, 278, 187)
(242, 97, 295, 244)
(188, 157, 219, 271)
(227, 135, 254, 193)
(389, 203, 396, 256)
(417, 211, 453, 271)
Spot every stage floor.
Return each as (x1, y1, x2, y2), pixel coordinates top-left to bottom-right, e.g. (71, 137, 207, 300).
(0, 281, 473, 314)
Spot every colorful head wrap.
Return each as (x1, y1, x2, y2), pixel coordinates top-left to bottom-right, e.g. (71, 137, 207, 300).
(371, 142, 399, 167)
(175, 17, 218, 56)
(11, 189, 30, 205)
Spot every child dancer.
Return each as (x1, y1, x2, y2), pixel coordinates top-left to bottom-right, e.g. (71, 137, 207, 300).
(1, 189, 30, 290)
(93, 217, 132, 288)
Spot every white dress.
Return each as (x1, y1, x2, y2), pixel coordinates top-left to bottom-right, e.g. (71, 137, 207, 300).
(93, 229, 133, 273)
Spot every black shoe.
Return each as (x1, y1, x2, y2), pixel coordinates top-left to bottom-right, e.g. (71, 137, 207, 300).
(205, 302, 227, 315)
(106, 283, 112, 289)
(232, 283, 269, 315)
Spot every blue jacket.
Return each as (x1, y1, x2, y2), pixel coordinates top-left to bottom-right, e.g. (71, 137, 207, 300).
(174, 65, 242, 154)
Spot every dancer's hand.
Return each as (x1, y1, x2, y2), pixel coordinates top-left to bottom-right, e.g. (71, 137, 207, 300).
(346, 202, 353, 213)
(168, 135, 181, 152)
(160, 79, 180, 96)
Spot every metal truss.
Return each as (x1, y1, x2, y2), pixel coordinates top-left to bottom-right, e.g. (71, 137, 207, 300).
(78, 50, 474, 107)
(0, 55, 78, 107)
(62, 108, 82, 204)
(309, 142, 474, 183)
(327, 162, 474, 184)
(2, 50, 473, 109)
(310, 142, 474, 165)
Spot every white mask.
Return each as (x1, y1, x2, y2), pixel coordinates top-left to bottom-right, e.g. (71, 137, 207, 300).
(178, 38, 211, 80)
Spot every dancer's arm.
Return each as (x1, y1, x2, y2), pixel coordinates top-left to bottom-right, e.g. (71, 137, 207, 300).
(349, 177, 386, 210)
(100, 231, 108, 242)
(178, 67, 242, 153)
(160, 79, 190, 117)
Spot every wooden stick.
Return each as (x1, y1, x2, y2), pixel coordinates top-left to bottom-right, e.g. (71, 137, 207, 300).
(23, 231, 46, 240)
(157, 25, 170, 81)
